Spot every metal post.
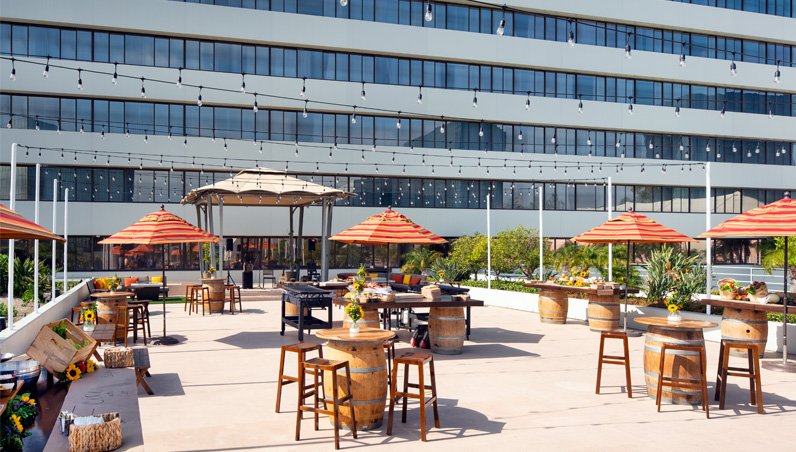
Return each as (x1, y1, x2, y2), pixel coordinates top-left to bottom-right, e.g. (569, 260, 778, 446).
(706, 162, 712, 314)
(326, 201, 334, 281)
(52, 179, 58, 297)
(321, 198, 328, 281)
(218, 196, 224, 274)
(784, 235, 790, 364)
(63, 188, 69, 293)
(539, 184, 543, 278)
(608, 177, 613, 282)
(7, 143, 17, 328)
(195, 204, 203, 274)
(487, 188, 491, 290)
(208, 196, 215, 273)
(298, 206, 305, 270)
(34, 163, 41, 314)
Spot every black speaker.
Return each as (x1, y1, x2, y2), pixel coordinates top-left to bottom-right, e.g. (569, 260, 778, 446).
(226, 238, 233, 249)
(308, 239, 316, 251)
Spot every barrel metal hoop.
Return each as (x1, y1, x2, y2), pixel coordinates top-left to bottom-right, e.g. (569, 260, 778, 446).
(336, 364, 387, 374)
(429, 335, 466, 341)
(722, 318, 768, 325)
(429, 316, 466, 321)
(644, 345, 702, 356)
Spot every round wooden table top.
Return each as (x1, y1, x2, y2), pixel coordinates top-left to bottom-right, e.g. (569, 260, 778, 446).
(316, 328, 396, 343)
(91, 291, 134, 299)
(635, 316, 717, 329)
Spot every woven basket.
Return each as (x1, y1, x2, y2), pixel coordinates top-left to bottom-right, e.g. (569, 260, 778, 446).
(68, 412, 122, 452)
(421, 285, 441, 301)
(380, 292, 396, 302)
(103, 348, 133, 368)
(717, 278, 738, 300)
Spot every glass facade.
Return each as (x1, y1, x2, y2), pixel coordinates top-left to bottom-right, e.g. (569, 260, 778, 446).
(171, 0, 796, 64)
(2, 22, 793, 117)
(3, 94, 794, 166)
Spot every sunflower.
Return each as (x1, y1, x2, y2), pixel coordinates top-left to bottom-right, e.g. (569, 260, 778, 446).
(10, 414, 23, 432)
(86, 359, 97, 373)
(84, 310, 96, 322)
(668, 304, 679, 313)
(65, 364, 82, 381)
(20, 395, 29, 403)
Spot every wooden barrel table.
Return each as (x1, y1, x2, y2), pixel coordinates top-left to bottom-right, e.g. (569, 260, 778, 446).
(343, 310, 380, 330)
(315, 328, 396, 431)
(91, 292, 134, 325)
(200, 278, 226, 314)
(587, 294, 621, 332)
(428, 306, 466, 354)
(539, 290, 568, 324)
(721, 307, 768, 358)
(635, 317, 717, 405)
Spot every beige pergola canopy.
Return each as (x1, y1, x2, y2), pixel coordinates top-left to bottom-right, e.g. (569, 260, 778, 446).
(181, 167, 353, 207)
(180, 168, 355, 280)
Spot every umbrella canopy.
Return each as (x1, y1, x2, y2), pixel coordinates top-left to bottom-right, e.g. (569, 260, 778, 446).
(330, 209, 448, 245)
(99, 207, 220, 342)
(572, 211, 697, 244)
(130, 244, 155, 254)
(0, 203, 65, 242)
(698, 198, 796, 239)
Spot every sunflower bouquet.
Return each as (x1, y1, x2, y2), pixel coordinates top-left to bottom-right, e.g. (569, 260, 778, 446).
(666, 296, 684, 320)
(1, 393, 38, 450)
(108, 274, 121, 292)
(53, 359, 98, 384)
(345, 301, 364, 323)
(82, 303, 98, 330)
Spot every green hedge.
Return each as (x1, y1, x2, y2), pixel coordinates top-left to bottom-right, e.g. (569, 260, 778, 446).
(459, 280, 539, 293)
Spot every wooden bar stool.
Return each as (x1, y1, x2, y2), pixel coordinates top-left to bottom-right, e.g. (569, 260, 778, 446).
(715, 340, 764, 414)
(129, 300, 151, 338)
(295, 357, 357, 450)
(187, 286, 209, 316)
(70, 307, 84, 325)
(387, 352, 440, 442)
(384, 337, 398, 390)
(596, 330, 632, 398)
(225, 285, 242, 313)
(655, 343, 709, 418)
(276, 342, 323, 413)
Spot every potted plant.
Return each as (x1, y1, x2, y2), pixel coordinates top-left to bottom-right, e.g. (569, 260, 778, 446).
(0, 393, 38, 450)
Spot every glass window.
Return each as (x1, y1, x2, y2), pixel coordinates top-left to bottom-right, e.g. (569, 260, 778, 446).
(155, 38, 169, 67)
(125, 35, 154, 66)
(28, 26, 59, 58)
(215, 43, 241, 73)
(170, 38, 184, 68)
(61, 29, 76, 60)
(200, 42, 214, 70)
(185, 40, 200, 69)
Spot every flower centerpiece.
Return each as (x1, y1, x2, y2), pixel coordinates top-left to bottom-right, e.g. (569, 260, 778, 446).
(718, 278, 738, 300)
(344, 264, 368, 334)
(666, 296, 684, 322)
(82, 303, 97, 332)
(345, 299, 364, 334)
(108, 274, 121, 293)
(0, 393, 38, 451)
(52, 359, 98, 385)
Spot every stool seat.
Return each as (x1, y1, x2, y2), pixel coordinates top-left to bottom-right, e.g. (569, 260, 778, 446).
(387, 352, 440, 442)
(715, 340, 763, 414)
(276, 342, 323, 413)
(296, 357, 357, 450)
(596, 330, 632, 398)
(656, 343, 709, 418)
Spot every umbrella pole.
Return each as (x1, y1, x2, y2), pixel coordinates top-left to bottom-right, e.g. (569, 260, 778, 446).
(162, 245, 167, 337)
(784, 236, 789, 365)
(624, 240, 630, 332)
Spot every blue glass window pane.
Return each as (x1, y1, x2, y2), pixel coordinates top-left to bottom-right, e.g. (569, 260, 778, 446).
(185, 105, 199, 136)
(447, 5, 468, 31)
(109, 34, 124, 64)
(375, 0, 398, 23)
(93, 100, 108, 135)
(361, 116, 374, 146)
(322, 52, 335, 80)
(215, 107, 241, 139)
(215, 43, 241, 73)
(170, 104, 184, 137)
(336, 53, 348, 80)
(108, 101, 123, 134)
(445, 63, 467, 90)
(297, 49, 322, 78)
(270, 111, 284, 141)
(397, 58, 410, 85)
(504, 69, 514, 94)
(374, 116, 395, 146)
(578, 75, 596, 100)
(125, 35, 154, 66)
(185, 40, 200, 70)
(271, 0, 284, 11)
(28, 96, 60, 131)
(284, 0, 297, 13)
(435, 62, 446, 88)
(298, 112, 322, 142)
(200, 42, 214, 70)
(576, 21, 596, 45)
(199, 106, 213, 137)
(60, 98, 75, 132)
(297, 0, 324, 15)
(284, 49, 297, 77)
(350, 54, 362, 82)
(434, 4, 445, 29)
(363, 0, 375, 21)
(284, 111, 298, 140)
(423, 61, 434, 87)
(10, 25, 26, 56)
(155, 104, 169, 135)
(514, 13, 532, 38)
(241, 109, 255, 140)
(410, 60, 422, 86)
(323, 0, 335, 17)
(481, 66, 491, 91)
(255, 109, 269, 140)
(375, 57, 397, 84)
(29, 26, 59, 58)
(398, 0, 411, 25)
(636, 28, 654, 52)
(61, 30, 76, 60)
(242, 45, 255, 74)
(256, 46, 269, 75)
(321, 113, 335, 141)
(481, 9, 492, 35)
(362, 56, 374, 82)
(155, 38, 169, 67)
(635, 80, 654, 105)
(469, 65, 479, 90)
(169, 39, 183, 69)
(271, 48, 284, 76)
(0, 24, 11, 55)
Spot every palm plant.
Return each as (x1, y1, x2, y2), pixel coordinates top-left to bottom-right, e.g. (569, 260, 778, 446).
(429, 257, 471, 281)
(645, 246, 705, 303)
(400, 247, 442, 274)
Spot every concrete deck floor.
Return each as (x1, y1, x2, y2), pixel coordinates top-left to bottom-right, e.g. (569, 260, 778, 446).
(133, 292, 796, 451)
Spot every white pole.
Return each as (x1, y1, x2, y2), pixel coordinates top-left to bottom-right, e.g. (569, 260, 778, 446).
(486, 189, 491, 290)
(63, 188, 69, 293)
(219, 196, 224, 276)
(705, 162, 712, 314)
(34, 163, 41, 314)
(7, 143, 17, 329)
(52, 179, 58, 298)
(608, 177, 613, 282)
(539, 184, 543, 278)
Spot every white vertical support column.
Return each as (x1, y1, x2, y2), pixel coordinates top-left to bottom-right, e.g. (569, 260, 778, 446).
(218, 196, 224, 275)
(34, 163, 41, 314)
(63, 188, 69, 293)
(706, 162, 712, 314)
(538, 184, 543, 278)
(52, 179, 58, 296)
(7, 143, 17, 329)
(326, 200, 334, 281)
(321, 198, 328, 281)
(608, 177, 613, 282)
(486, 188, 491, 290)
(207, 196, 215, 272)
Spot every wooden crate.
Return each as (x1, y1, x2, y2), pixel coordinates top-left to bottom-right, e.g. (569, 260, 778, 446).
(26, 319, 98, 373)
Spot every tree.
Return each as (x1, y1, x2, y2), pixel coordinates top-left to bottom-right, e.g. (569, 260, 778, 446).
(761, 237, 796, 289)
(400, 247, 441, 274)
(449, 234, 488, 278)
(491, 226, 542, 279)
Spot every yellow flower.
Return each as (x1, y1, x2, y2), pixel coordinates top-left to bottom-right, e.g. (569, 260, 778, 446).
(66, 363, 82, 381)
(11, 414, 23, 432)
(668, 304, 678, 313)
(344, 292, 354, 299)
(86, 359, 97, 373)
(20, 395, 29, 403)
(84, 311, 96, 322)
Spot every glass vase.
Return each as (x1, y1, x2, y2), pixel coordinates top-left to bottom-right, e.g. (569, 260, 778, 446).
(83, 318, 95, 332)
(349, 319, 360, 335)
(667, 312, 682, 322)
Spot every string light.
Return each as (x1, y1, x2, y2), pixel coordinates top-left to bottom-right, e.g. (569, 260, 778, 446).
(300, 77, 306, 97)
(9, 58, 16, 80)
(730, 52, 737, 76)
(417, 86, 423, 104)
(176, 67, 181, 88)
(35, 117, 39, 130)
(578, 94, 583, 113)
(774, 60, 781, 83)
(360, 82, 366, 101)
(80, 119, 84, 134)
(675, 99, 681, 117)
(303, 100, 308, 118)
(197, 86, 203, 106)
(252, 93, 258, 112)
(425, 2, 433, 21)
(440, 117, 445, 134)
(479, 120, 484, 137)
(43, 57, 49, 77)
(240, 73, 246, 93)
(679, 42, 687, 67)
(517, 126, 523, 141)
(140, 77, 146, 98)
(472, 88, 478, 108)
(77, 68, 83, 90)
(567, 19, 575, 47)
(624, 32, 632, 59)
(396, 112, 401, 129)
(496, 7, 506, 35)
(525, 91, 531, 110)
(224, 138, 228, 152)
(551, 132, 556, 144)
(627, 96, 633, 115)
(351, 106, 357, 124)
(720, 101, 726, 118)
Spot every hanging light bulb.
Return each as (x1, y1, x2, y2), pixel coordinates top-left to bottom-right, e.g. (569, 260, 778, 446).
(77, 68, 83, 90)
(706, 139, 711, 153)
(587, 132, 592, 146)
(425, 2, 433, 21)
(35, 117, 40, 131)
(396, 112, 402, 129)
(340, 0, 347, 6)
(303, 100, 308, 118)
(649, 140, 654, 150)
(578, 94, 583, 113)
(755, 142, 760, 154)
(774, 60, 781, 83)
(43, 57, 50, 77)
(144, 132, 148, 144)
(720, 101, 726, 118)
(184, 136, 188, 148)
(176, 67, 182, 88)
(440, 117, 445, 134)
(300, 77, 306, 97)
(627, 96, 633, 115)
(730, 53, 737, 76)
(80, 119, 84, 134)
(360, 82, 366, 101)
(140, 77, 146, 98)
(679, 42, 687, 67)
(732, 141, 737, 153)
(240, 73, 246, 93)
(518, 127, 523, 141)
(625, 42, 632, 59)
(295, 141, 299, 156)
(472, 89, 478, 108)
(551, 132, 556, 144)
(417, 86, 423, 104)
(568, 19, 575, 47)
(9, 58, 16, 80)
(361, 149, 365, 161)
(101, 126, 105, 139)
(496, 8, 506, 36)
(675, 104, 680, 117)
(197, 86, 203, 106)
(479, 121, 484, 137)
(768, 102, 774, 119)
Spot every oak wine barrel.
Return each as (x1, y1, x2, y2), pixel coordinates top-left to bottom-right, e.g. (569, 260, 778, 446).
(343, 310, 380, 329)
(721, 307, 767, 358)
(200, 278, 225, 313)
(428, 306, 466, 355)
(643, 325, 706, 405)
(587, 295, 621, 332)
(539, 291, 568, 324)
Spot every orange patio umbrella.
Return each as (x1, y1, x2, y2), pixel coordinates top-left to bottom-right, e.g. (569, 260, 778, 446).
(572, 211, 697, 331)
(330, 209, 447, 280)
(0, 203, 65, 242)
(700, 195, 796, 369)
(99, 206, 220, 342)
(130, 244, 155, 255)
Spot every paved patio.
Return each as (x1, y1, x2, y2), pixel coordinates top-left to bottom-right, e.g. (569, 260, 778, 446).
(134, 291, 796, 451)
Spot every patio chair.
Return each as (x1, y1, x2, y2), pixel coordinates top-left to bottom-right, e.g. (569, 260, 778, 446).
(261, 269, 276, 288)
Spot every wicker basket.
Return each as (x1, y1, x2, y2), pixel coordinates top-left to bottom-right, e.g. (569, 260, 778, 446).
(718, 278, 738, 300)
(103, 348, 134, 368)
(68, 412, 123, 452)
